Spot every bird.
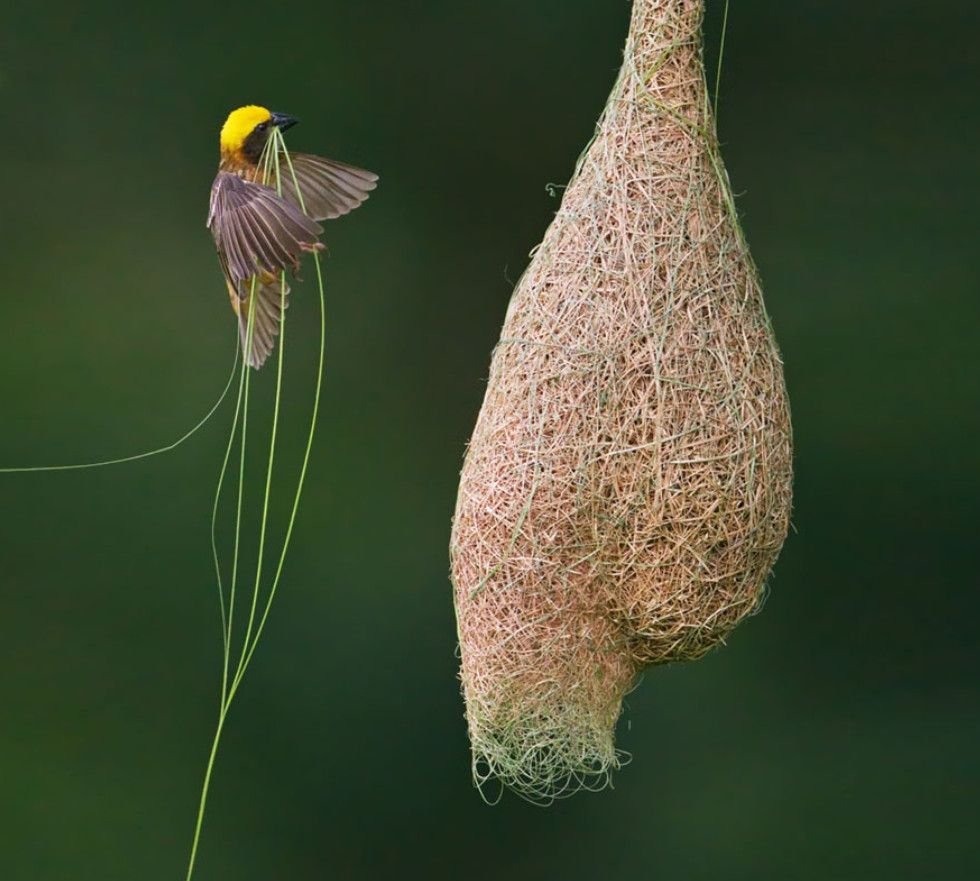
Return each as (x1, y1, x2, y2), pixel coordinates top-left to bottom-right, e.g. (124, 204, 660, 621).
(207, 105, 377, 368)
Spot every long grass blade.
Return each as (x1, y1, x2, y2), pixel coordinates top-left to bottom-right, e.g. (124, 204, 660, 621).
(0, 346, 239, 473)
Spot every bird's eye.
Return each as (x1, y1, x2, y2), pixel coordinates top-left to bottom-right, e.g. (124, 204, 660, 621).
(256, 121, 268, 132)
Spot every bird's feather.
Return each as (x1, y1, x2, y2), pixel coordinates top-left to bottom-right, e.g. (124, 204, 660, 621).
(208, 172, 323, 282)
(276, 153, 378, 221)
(226, 270, 290, 370)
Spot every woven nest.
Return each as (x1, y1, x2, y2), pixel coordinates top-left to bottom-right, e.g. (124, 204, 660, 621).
(450, 0, 793, 803)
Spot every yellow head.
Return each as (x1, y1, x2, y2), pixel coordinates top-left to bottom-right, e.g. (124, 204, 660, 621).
(219, 105, 299, 163)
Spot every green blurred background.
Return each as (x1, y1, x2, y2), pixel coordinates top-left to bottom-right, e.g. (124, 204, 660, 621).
(1, 1, 977, 878)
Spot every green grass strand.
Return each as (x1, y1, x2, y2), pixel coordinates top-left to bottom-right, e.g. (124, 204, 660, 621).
(211, 343, 249, 704)
(236, 141, 324, 683)
(0, 346, 239, 474)
(185, 284, 258, 881)
(713, 0, 730, 122)
(187, 130, 325, 879)
(236, 142, 289, 682)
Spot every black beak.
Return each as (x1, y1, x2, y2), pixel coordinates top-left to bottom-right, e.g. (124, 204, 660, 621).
(270, 111, 299, 131)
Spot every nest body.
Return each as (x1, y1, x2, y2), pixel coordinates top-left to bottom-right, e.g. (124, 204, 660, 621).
(451, 0, 793, 802)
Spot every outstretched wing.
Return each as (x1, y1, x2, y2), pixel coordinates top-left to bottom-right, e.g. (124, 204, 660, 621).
(208, 171, 324, 283)
(277, 153, 378, 221)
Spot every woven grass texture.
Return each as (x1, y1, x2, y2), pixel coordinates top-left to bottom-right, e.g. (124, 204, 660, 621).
(451, 0, 793, 802)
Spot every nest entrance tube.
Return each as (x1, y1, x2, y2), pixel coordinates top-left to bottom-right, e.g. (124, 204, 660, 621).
(450, 0, 793, 803)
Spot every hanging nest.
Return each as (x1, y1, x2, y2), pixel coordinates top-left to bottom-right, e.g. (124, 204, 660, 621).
(450, 0, 793, 803)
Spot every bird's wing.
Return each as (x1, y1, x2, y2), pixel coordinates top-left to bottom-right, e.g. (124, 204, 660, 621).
(207, 171, 323, 283)
(276, 153, 378, 221)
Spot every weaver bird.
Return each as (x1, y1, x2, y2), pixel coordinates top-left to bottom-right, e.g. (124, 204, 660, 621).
(207, 105, 377, 368)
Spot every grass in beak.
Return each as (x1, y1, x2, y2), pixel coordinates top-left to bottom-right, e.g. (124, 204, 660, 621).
(185, 126, 328, 881)
(0, 120, 330, 881)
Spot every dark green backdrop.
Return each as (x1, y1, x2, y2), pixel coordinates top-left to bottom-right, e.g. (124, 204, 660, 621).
(1, 1, 977, 879)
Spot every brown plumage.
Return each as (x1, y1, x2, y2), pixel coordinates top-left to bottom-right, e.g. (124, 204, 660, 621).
(207, 105, 378, 368)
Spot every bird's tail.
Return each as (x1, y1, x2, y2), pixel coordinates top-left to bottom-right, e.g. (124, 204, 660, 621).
(230, 272, 291, 369)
